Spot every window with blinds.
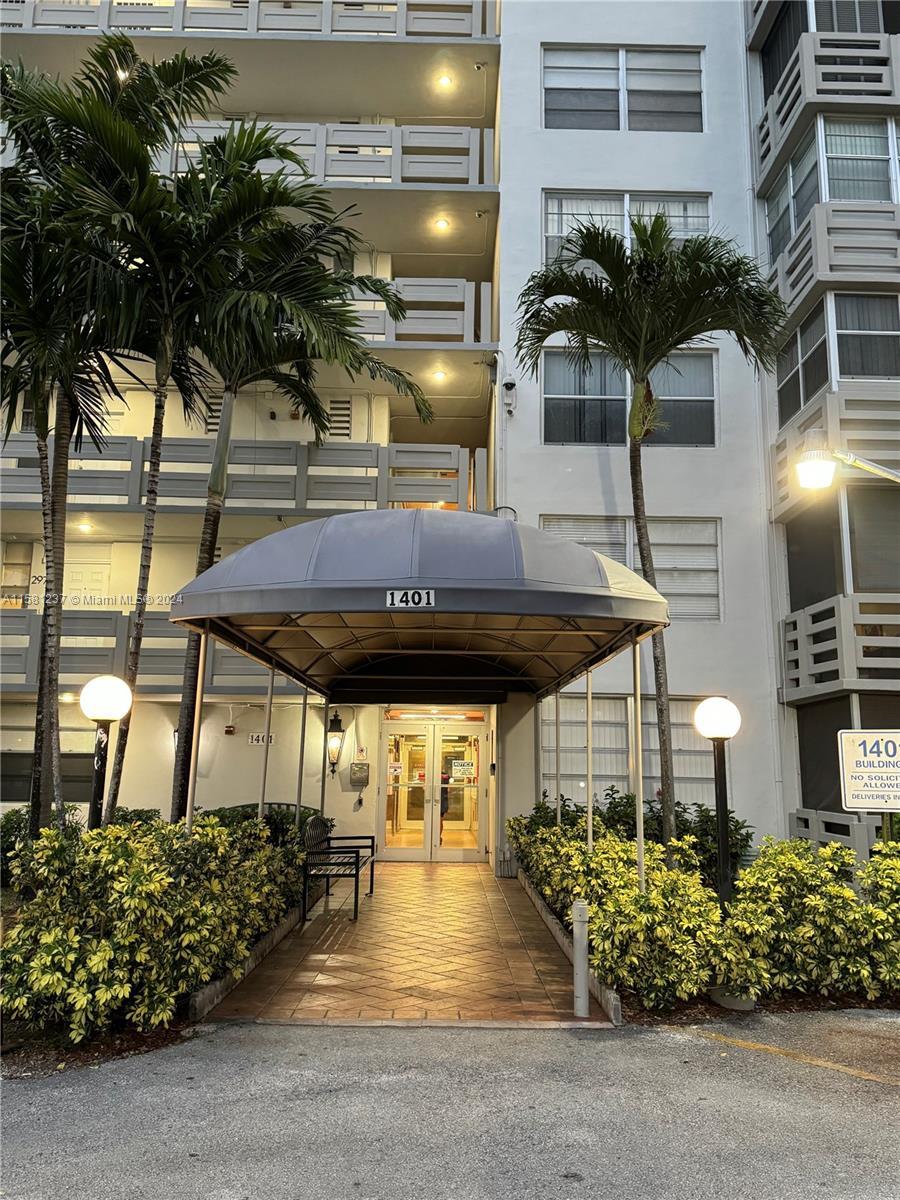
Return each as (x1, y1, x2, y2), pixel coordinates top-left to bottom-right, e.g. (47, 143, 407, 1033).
(761, 1, 808, 101)
(204, 397, 223, 436)
(539, 694, 715, 807)
(543, 47, 703, 133)
(542, 350, 715, 446)
(824, 117, 894, 202)
(544, 192, 709, 261)
(835, 293, 900, 378)
(776, 300, 829, 427)
(848, 485, 900, 593)
(325, 396, 353, 440)
(540, 514, 721, 619)
(814, 0, 883, 32)
(764, 127, 819, 263)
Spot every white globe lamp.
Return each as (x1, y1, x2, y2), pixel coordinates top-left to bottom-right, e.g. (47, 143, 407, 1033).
(79, 675, 133, 830)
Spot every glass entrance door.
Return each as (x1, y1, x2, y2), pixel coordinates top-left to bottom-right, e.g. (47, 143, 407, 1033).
(381, 718, 486, 862)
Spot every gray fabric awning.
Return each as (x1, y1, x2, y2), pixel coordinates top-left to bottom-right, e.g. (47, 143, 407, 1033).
(170, 509, 669, 704)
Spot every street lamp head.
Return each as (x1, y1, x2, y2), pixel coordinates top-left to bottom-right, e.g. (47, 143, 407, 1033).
(79, 675, 133, 723)
(796, 429, 837, 491)
(693, 696, 741, 741)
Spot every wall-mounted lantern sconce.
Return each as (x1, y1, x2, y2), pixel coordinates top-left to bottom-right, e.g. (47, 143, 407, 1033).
(327, 711, 345, 776)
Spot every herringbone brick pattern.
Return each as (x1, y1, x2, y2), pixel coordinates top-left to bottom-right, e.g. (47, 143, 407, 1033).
(211, 863, 605, 1024)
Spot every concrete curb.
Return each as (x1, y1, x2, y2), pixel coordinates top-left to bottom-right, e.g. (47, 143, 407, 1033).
(517, 870, 624, 1027)
(188, 905, 302, 1023)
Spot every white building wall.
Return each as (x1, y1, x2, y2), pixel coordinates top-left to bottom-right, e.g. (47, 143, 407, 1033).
(495, 0, 785, 837)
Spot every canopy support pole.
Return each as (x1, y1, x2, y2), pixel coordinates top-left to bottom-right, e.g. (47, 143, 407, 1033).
(319, 704, 329, 814)
(586, 670, 593, 851)
(632, 637, 645, 892)
(185, 626, 208, 836)
(555, 690, 562, 825)
(294, 691, 309, 828)
(258, 669, 275, 820)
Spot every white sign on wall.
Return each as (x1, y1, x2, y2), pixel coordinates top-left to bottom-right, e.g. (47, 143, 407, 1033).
(838, 730, 900, 812)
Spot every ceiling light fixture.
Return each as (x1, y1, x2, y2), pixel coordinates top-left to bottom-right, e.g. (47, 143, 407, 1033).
(77, 522, 93, 533)
(436, 73, 453, 89)
(434, 218, 451, 233)
(116, 67, 130, 82)
(432, 369, 447, 382)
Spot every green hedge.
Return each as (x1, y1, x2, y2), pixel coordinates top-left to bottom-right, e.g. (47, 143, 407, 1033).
(1, 816, 305, 1041)
(508, 810, 900, 1010)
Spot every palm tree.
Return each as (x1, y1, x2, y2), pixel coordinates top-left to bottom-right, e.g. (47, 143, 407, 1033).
(164, 131, 431, 822)
(516, 214, 786, 845)
(1, 173, 129, 832)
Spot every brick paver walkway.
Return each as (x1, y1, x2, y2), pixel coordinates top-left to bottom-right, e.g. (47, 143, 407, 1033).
(211, 864, 607, 1025)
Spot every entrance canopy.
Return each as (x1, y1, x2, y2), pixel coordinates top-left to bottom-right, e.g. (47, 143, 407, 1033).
(170, 509, 668, 704)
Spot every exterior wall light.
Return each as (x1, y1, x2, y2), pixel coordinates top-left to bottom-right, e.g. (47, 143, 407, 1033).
(796, 428, 900, 490)
(79, 674, 133, 829)
(327, 710, 345, 776)
(693, 697, 741, 905)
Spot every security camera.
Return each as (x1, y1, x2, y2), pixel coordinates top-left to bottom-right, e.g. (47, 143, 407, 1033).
(501, 375, 517, 392)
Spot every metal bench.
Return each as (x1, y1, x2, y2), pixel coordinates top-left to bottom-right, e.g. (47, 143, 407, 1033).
(302, 814, 375, 922)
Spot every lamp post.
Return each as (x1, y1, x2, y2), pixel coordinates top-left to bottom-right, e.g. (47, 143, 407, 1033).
(79, 675, 133, 830)
(693, 697, 741, 907)
(796, 429, 900, 490)
(326, 710, 345, 777)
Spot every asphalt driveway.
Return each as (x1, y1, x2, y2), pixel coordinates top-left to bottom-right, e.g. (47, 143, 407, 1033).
(3, 1010, 898, 1200)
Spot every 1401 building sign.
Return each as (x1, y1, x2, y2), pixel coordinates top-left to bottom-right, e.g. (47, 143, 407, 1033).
(838, 730, 900, 813)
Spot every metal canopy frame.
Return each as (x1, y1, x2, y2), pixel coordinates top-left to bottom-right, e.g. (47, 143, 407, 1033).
(170, 509, 669, 707)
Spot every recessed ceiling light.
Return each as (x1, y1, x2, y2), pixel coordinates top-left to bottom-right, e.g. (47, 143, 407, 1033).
(77, 522, 93, 533)
(436, 73, 453, 89)
(60, 692, 76, 704)
(116, 67, 130, 82)
(432, 369, 447, 382)
(434, 218, 451, 233)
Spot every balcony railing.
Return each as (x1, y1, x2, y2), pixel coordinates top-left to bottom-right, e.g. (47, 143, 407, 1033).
(168, 121, 495, 186)
(0, 608, 304, 694)
(772, 383, 900, 518)
(0, 437, 489, 514)
(1, 0, 498, 37)
(768, 201, 900, 316)
(781, 592, 900, 703)
(756, 32, 900, 188)
(354, 277, 492, 343)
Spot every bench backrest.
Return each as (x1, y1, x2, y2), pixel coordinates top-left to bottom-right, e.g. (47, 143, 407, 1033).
(304, 814, 330, 858)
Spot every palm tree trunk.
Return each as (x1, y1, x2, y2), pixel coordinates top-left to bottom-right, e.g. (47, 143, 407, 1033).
(28, 430, 54, 838)
(628, 392, 677, 849)
(46, 399, 73, 831)
(104, 339, 172, 821)
(169, 387, 235, 822)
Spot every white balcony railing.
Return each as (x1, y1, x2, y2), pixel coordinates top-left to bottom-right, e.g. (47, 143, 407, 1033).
(772, 382, 900, 519)
(168, 120, 494, 186)
(781, 592, 900, 703)
(1, 0, 498, 38)
(354, 277, 492, 343)
(757, 32, 900, 187)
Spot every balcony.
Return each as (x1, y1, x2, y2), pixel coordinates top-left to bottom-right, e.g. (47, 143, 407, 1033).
(781, 592, 900, 703)
(772, 382, 900, 518)
(0, 436, 489, 515)
(1, 0, 498, 37)
(170, 121, 495, 187)
(768, 202, 900, 317)
(0, 609, 304, 694)
(354, 277, 492, 344)
(756, 32, 900, 191)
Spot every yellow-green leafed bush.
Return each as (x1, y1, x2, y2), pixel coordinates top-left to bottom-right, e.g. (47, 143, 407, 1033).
(718, 838, 900, 1001)
(1, 817, 305, 1041)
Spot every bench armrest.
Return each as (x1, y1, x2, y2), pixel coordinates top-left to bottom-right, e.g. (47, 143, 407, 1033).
(327, 835, 375, 851)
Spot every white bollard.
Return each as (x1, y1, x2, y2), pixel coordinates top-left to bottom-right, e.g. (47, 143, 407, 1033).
(571, 899, 590, 1018)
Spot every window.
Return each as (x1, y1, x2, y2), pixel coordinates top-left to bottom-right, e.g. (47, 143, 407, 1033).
(765, 128, 819, 262)
(540, 695, 715, 807)
(543, 351, 626, 445)
(814, 0, 883, 32)
(544, 192, 709, 261)
(825, 117, 893, 201)
(646, 353, 716, 446)
(761, 2, 808, 101)
(543, 47, 703, 133)
(848, 486, 900, 592)
(835, 294, 900, 378)
(540, 514, 721, 619)
(1, 542, 33, 605)
(326, 396, 353, 440)
(776, 300, 829, 426)
(543, 350, 715, 446)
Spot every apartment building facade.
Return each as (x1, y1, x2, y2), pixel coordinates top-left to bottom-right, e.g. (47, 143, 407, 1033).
(1, 0, 897, 859)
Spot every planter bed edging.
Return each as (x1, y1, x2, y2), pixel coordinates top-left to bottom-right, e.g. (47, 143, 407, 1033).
(188, 905, 302, 1022)
(517, 870, 624, 1027)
